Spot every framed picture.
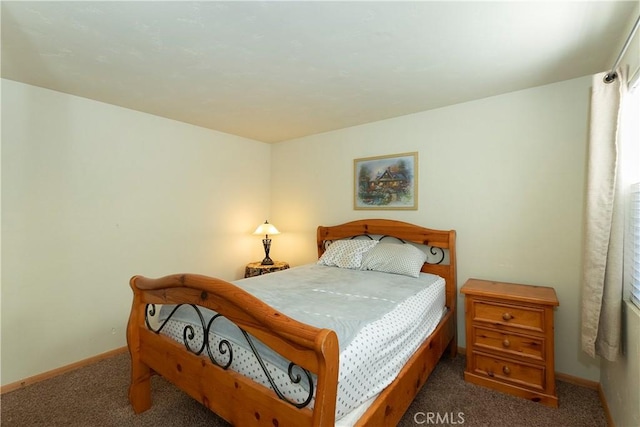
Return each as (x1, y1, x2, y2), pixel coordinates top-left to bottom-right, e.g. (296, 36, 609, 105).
(354, 152, 418, 210)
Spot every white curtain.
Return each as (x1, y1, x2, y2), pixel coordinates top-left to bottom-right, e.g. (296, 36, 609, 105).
(581, 68, 626, 361)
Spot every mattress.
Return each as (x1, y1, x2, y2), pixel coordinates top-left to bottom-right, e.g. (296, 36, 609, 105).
(157, 264, 446, 422)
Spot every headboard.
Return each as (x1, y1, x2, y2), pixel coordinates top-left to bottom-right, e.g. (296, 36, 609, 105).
(316, 219, 457, 311)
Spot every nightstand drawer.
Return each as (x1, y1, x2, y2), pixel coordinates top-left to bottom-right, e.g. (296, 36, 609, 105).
(472, 300, 545, 332)
(470, 352, 545, 391)
(472, 326, 544, 362)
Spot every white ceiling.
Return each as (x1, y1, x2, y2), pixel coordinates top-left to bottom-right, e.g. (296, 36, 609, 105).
(2, 1, 637, 143)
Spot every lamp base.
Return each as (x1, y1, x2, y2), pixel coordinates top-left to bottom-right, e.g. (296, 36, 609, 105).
(261, 238, 274, 265)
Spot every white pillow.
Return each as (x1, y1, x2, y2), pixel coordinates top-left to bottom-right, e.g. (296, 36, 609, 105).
(317, 240, 379, 269)
(360, 243, 427, 278)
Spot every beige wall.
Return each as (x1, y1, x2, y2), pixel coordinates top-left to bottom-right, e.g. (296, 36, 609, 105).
(271, 76, 601, 381)
(1, 79, 271, 385)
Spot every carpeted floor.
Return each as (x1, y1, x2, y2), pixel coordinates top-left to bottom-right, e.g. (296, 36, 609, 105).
(1, 353, 607, 426)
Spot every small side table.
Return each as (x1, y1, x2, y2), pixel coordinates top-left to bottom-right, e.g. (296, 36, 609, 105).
(244, 261, 290, 278)
(461, 278, 559, 407)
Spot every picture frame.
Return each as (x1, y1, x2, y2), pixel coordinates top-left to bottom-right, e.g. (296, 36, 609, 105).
(354, 152, 418, 210)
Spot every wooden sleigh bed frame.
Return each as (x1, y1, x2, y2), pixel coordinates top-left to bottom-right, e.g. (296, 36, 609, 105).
(127, 219, 457, 426)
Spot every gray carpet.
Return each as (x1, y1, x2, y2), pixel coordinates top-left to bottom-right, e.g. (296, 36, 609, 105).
(1, 353, 607, 426)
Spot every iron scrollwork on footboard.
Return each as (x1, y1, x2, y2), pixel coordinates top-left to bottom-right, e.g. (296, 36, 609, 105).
(144, 304, 314, 408)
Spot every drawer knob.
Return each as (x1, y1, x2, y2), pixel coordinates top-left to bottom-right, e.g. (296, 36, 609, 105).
(502, 365, 511, 375)
(502, 312, 512, 321)
(502, 339, 511, 348)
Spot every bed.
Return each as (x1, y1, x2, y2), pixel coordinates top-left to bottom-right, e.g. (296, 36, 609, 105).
(127, 219, 457, 426)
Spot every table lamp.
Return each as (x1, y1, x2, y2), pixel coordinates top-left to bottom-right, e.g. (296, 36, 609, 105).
(253, 220, 280, 265)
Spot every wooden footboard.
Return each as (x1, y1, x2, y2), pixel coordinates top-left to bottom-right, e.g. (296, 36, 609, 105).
(127, 274, 340, 426)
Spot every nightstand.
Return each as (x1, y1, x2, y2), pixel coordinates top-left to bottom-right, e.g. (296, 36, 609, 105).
(461, 278, 559, 407)
(244, 261, 290, 278)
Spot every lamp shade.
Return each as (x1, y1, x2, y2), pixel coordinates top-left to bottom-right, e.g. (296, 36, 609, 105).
(253, 221, 280, 236)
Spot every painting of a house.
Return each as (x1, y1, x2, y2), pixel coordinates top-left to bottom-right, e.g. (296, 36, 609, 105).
(354, 153, 417, 210)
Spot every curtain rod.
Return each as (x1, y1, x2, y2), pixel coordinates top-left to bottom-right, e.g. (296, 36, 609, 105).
(604, 14, 640, 83)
